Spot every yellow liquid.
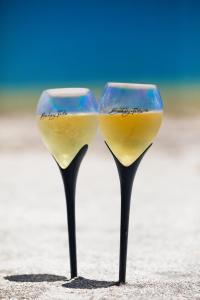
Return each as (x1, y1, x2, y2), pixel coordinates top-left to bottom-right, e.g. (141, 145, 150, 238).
(37, 114, 98, 169)
(99, 111, 162, 166)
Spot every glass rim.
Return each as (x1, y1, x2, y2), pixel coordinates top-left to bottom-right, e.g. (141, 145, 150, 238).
(44, 87, 90, 98)
(106, 82, 157, 90)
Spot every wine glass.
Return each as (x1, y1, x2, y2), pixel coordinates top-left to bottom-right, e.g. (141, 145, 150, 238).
(37, 88, 98, 278)
(98, 82, 163, 284)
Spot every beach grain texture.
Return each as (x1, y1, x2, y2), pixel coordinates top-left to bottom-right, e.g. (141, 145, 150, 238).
(0, 115, 200, 299)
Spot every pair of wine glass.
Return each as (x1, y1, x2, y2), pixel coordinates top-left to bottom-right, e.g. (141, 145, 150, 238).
(37, 82, 163, 284)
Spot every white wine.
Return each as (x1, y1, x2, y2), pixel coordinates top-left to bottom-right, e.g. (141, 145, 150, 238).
(38, 113, 98, 169)
(99, 111, 162, 166)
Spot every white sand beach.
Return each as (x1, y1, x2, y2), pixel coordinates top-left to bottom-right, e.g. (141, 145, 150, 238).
(0, 115, 199, 299)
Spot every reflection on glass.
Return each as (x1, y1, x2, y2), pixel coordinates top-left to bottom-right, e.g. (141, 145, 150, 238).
(99, 83, 163, 166)
(37, 88, 98, 168)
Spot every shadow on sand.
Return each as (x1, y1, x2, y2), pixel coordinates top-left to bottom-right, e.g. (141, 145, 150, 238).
(5, 274, 117, 289)
(62, 276, 117, 289)
(4, 274, 67, 282)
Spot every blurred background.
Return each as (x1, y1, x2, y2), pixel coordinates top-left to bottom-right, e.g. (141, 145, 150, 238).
(0, 0, 200, 114)
(0, 1, 200, 299)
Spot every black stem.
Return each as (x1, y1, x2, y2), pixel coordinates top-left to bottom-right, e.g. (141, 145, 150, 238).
(105, 142, 152, 284)
(57, 145, 88, 279)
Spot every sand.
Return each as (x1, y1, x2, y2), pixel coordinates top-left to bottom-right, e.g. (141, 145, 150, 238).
(0, 114, 199, 299)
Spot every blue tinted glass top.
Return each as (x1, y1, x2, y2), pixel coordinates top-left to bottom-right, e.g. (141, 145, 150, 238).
(99, 83, 163, 113)
(37, 88, 98, 115)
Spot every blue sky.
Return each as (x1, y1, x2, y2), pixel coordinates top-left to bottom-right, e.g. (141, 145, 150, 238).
(1, 0, 200, 86)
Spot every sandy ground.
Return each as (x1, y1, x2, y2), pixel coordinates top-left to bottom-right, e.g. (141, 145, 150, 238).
(0, 114, 200, 299)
